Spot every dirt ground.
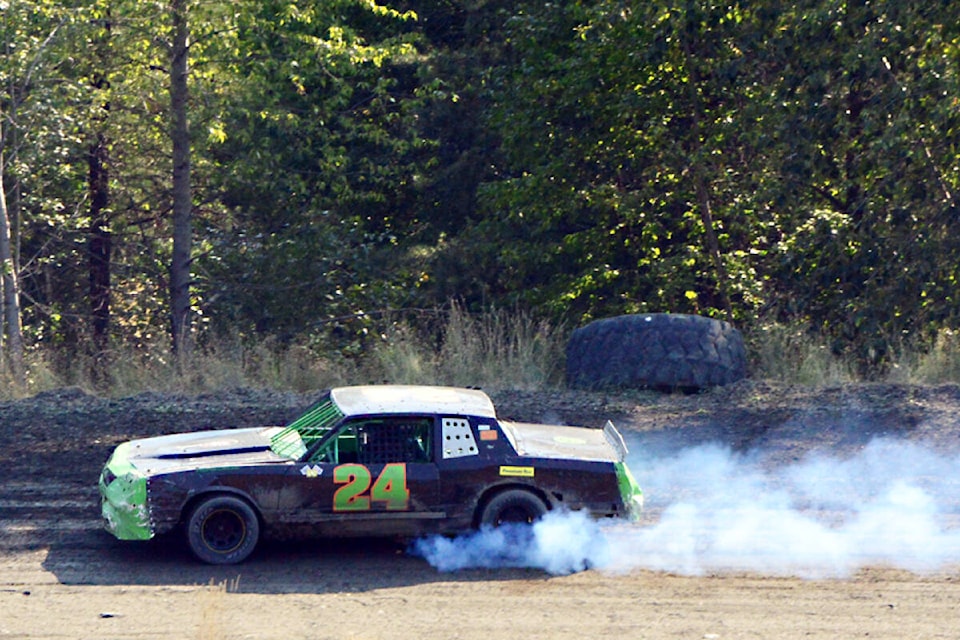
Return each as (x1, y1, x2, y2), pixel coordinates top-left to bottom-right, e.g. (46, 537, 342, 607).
(2, 381, 959, 639)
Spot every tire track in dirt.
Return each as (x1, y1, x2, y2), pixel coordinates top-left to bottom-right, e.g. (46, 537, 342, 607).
(0, 482, 101, 552)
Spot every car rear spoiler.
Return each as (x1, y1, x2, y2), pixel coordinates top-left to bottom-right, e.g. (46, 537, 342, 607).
(602, 420, 629, 462)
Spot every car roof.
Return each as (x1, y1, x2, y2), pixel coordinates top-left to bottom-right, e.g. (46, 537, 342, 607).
(330, 385, 497, 419)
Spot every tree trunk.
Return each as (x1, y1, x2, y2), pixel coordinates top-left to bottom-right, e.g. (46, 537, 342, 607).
(680, 18, 733, 321)
(88, 12, 112, 371)
(169, 0, 193, 358)
(88, 131, 111, 355)
(693, 176, 733, 320)
(0, 138, 25, 384)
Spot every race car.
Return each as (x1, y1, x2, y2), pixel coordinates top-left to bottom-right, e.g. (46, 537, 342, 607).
(99, 385, 643, 564)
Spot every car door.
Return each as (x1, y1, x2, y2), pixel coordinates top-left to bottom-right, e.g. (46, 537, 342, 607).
(276, 415, 442, 534)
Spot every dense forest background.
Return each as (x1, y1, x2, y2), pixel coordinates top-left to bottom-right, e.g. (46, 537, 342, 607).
(1, 0, 958, 387)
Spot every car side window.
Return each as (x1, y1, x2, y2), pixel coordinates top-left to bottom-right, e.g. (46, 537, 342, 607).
(441, 417, 479, 459)
(310, 416, 433, 465)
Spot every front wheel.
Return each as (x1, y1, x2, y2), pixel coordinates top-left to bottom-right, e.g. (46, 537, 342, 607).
(186, 495, 260, 565)
(479, 489, 547, 528)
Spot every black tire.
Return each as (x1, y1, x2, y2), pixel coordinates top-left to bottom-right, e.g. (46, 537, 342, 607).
(479, 489, 547, 528)
(565, 313, 747, 392)
(186, 495, 260, 565)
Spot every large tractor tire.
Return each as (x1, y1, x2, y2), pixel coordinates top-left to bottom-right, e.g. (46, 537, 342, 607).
(565, 313, 747, 392)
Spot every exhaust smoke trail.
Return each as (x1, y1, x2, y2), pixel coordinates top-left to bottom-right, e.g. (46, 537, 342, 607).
(412, 438, 960, 578)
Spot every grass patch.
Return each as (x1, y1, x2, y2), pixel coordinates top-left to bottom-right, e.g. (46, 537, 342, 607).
(887, 329, 960, 385)
(746, 323, 960, 386)
(0, 337, 357, 401)
(0, 303, 566, 399)
(4, 312, 960, 400)
(371, 301, 565, 390)
(746, 323, 856, 385)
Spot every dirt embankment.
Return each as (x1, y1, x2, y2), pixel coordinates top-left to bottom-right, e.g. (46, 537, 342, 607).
(4, 380, 960, 486)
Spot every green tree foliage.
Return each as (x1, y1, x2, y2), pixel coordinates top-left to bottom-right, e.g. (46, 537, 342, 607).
(195, 0, 431, 340)
(2, 0, 176, 357)
(440, 2, 767, 322)
(436, 0, 960, 369)
(2, 0, 959, 377)
(1, 0, 91, 378)
(751, 1, 960, 366)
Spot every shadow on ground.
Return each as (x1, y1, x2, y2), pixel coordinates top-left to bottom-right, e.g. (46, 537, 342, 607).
(40, 532, 546, 594)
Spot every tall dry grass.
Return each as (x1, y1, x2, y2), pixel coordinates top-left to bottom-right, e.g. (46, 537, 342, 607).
(3, 313, 960, 401)
(887, 328, 960, 385)
(747, 323, 857, 385)
(197, 576, 240, 640)
(0, 336, 357, 401)
(0, 303, 566, 400)
(747, 323, 960, 385)
(371, 302, 566, 389)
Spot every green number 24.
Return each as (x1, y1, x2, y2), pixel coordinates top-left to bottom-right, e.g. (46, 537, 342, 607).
(333, 463, 410, 512)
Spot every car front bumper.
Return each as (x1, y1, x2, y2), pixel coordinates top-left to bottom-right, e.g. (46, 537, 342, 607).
(99, 442, 153, 540)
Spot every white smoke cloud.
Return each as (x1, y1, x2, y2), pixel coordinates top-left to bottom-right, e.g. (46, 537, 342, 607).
(412, 438, 960, 578)
(411, 510, 610, 575)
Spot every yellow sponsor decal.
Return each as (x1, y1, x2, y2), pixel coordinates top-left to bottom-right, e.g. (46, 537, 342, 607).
(499, 465, 535, 478)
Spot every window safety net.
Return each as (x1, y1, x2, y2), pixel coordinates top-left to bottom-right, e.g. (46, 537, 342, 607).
(270, 398, 344, 459)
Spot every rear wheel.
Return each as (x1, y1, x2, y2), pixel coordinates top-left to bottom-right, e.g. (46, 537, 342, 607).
(479, 489, 547, 528)
(186, 495, 260, 565)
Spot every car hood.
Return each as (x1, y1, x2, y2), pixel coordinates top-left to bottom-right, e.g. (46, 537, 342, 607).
(497, 420, 628, 463)
(113, 426, 291, 476)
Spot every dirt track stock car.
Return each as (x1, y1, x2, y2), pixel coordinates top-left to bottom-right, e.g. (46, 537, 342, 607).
(99, 385, 644, 564)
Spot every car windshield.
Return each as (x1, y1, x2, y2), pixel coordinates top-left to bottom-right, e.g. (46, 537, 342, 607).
(269, 394, 344, 460)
